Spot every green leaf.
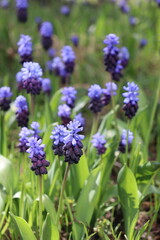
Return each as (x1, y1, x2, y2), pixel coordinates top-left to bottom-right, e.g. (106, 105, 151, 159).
(73, 165, 102, 239)
(10, 212, 36, 240)
(136, 162, 160, 183)
(0, 186, 6, 215)
(0, 155, 18, 192)
(42, 194, 57, 225)
(50, 89, 61, 114)
(72, 96, 89, 115)
(41, 213, 59, 240)
(117, 165, 139, 239)
(135, 221, 150, 240)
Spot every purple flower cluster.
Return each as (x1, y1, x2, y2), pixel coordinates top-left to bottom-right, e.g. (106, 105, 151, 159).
(20, 62, 43, 95)
(61, 46, 76, 74)
(88, 83, 117, 113)
(91, 133, 106, 155)
(103, 34, 129, 81)
(15, 95, 29, 127)
(51, 120, 84, 164)
(40, 21, 53, 50)
(63, 120, 84, 164)
(15, 0, 28, 22)
(41, 78, 51, 95)
(118, 129, 134, 153)
(74, 113, 85, 127)
(50, 125, 68, 156)
(52, 57, 68, 84)
(17, 34, 33, 64)
(26, 137, 50, 175)
(60, 5, 70, 16)
(18, 127, 34, 152)
(0, 86, 12, 111)
(122, 82, 139, 119)
(71, 35, 79, 47)
(58, 104, 71, 126)
(31, 121, 42, 138)
(119, 0, 130, 14)
(61, 87, 77, 108)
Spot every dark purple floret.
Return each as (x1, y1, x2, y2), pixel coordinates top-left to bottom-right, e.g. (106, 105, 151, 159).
(16, 0, 28, 22)
(122, 82, 139, 119)
(0, 86, 12, 111)
(88, 84, 103, 113)
(26, 137, 50, 175)
(139, 39, 147, 49)
(21, 62, 43, 95)
(41, 36, 53, 50)
(18, 127, 33, 153)
(61, 46, 76, 74)
(91, 133, 106, 155)
(63, 120, 84, 164)
(50, 125, 68, 156)
(118, 129, 134, 153)
(71, 35, 79, 47)
(15, 95, 29, 127)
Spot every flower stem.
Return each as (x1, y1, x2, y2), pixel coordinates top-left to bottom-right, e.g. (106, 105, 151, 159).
(56, 163, 70, 229)
(30, 95, 35, 121)
(125, 119, 130, 165)
(39, 175, 43, 237)
(0, 112, 4, 154)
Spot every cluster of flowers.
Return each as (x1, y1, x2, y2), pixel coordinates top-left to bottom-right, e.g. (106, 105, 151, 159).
(18, 122, 50, 175)
(51, 45, 76, 85)
(51, 120, 84, 164)
(103, 34, 129, 81)
(15, 0, 28, 23)
(16, 61, 51, 95)
(88, 82, 117, 113)
(58, 86, 85, 127)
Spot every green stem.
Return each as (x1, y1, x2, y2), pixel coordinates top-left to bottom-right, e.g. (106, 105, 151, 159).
(125, 120, 130, 166)
(56, 163, 70, 228)
(0, 112, 4, 154)
(30, 95, 35, 121)
(19, 155, 27, 218)
(39, 175, 43, 237)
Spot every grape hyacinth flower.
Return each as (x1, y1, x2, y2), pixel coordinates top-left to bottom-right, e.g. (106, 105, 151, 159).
(119, 0, 130, 14)
(61, 46, 76, 74)
(122, 82, 139, 119)
(129, 16, 136, 27)
(17, 34, 33, 64)
(102, 82, 117, 106)
(18, 127, 33, 152)
(0, 0, 9, 9)
(50, 125, 68, 156)
(63, 120, 84, 164)
(71, 35, 79, 47)
(58, 104, 71, 126)
(40, 21, 53, 50)
(74, 113, 85, 127)
(41, 78, 51, 95)
(21, 62, 43, 95)
(0, 86, 12, 111)
(91, 133, 106, 155)
(48, 48, 56, 58)
(31, 121, 41, 139)
(155, 0, 160, 7)
(103, 34, 122, 81)
(26, 137, 50, 175)
(15, 0, 28, 22)
(119, 47, 130, 68)
(52, 57, 65, 76)
(139, 39, 147, 49)
(60, 5, 70, 16)
(16, 71, 23, 91)
(61, 87, 77, 108)
(15, 95, 29, 127)
(88, 84, 103, 113)
(35, 16, 42, 31)
(118, 129, 134, 153)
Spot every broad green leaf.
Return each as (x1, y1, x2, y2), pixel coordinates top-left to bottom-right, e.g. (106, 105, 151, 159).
(0, 155, 17, 192)
(42, 194, 57, 225)
(70, 153, 89, 197)
(10, 212, 36, 240)
(50, 89, 61, 113)
(0, 186, 6, 215)
(117, 165, 139, 239)
(73, 165, 102, 239)
(72, 96, 89, 115)
(41, 213, 59, 240)
(136, 162, 160, 183)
